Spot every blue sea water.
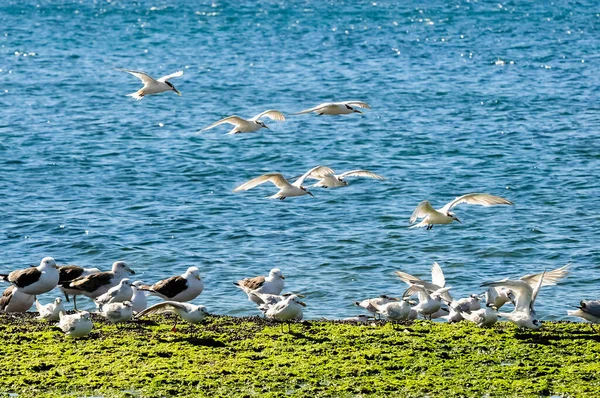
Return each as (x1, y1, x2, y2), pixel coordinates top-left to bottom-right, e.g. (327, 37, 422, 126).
(1, 0, 599, 320)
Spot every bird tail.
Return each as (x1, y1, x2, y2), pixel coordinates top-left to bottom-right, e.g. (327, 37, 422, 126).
(127, 90, 144, 101)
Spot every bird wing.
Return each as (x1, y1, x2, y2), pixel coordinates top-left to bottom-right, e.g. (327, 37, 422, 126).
(135, 301, 187, 318)
(530, 269, 545, 310)
(303, 165, 336, 180)
(395, 270, 423, 286)
(293, 165, 334, 187)
(430, 262, 446, 288)
(342, 101, 371, 109)
(402, 284, 430, 302)
(291, 103, 333, 115)
(520, 263, 571, 287)
(115, 68, 157, 84)
(441, 193, 513, 213)
(409, 200, 436, 224)
(233, 173, 289, 192)
(337, 170, 386, 180)
(235, 276, 266, 291)
(8, 268, 42, 288)
(200, 116, 245, 131)
(251, 109, 286, 122)
(148, 276, 188, 299)
(157, 70, 183, 82)
(481, 280, 532, 313)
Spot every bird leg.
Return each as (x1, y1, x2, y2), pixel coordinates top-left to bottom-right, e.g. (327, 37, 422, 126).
(73, 295, 78, 311)
(171, 318, 178, 332)
(63, 291, 70, 303)
(279, 197, 286, 201)
(590, 323, 598, 333)
(427, 225, 433, 230)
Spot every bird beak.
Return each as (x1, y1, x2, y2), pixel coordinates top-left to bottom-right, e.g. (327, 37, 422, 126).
(454, 217, 462, 224)
(127, 267, 136, 275)
(196, 275, 202, 280)
(173, 88, 181, 96)
(353, 109, 363, 114)
(281, 275, 285, 280)
(307, 191, 314, 197)
(298, 301, 306, 307)
(264, 125, 270, 129)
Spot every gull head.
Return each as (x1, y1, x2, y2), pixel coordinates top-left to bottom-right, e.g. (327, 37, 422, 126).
(300, 186, 314, 197)
(270, 268, 285, 280)
(54, 297, 63, 305)
(448, 212, 461, 223)
(80, 311, 91, 320)
(290, 295, 306, 307)
(120, 278, 132, 286)
(258, 121, 269, 129)
(380, 294, 399, 301)
(531, 318, 542, 329)
(187, 267, 202, 280)
(40, 257, 58, 269)
(113, 261, 135, 275)
(165, 81, 181, 96)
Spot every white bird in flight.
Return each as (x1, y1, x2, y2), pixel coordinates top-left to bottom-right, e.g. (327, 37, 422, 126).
(233, 166, 334, 200)
(116, 68, 183, 100)
(402, 283, 452, 320)
(480, 270, 546, 329)
(293, 101, 371, 116)
(484, 264, 571, 309)
(305, 166, 385, 188)
(199, 110, 285, 135)
(409, 193, 513, 229)
(395, 262, 453, 303)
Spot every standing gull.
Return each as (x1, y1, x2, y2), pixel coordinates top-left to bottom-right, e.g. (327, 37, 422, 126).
(139, 267, 204, 302)
(234, 268, 285, 304)
(0, 286, 34, 312)
(234, 166, 333, 200)
(116, 68, 183, 100)
(306, 167, 386, 188)
(264, 294, 306, 332)
(101, 301, 134, 324)
(57, 264, 101, 310)
(130, 281, 148, 314)
(409, 193, 513, 229)
(135, 302, 209, 332)
(292, 101, 370, 116)
(64, 261, 135, 300)
(95, 278, 134, 307)
(36, 297, 66, 321)
(58, 311, 93, 338)
(0, 257, 60, 295)
(355, 295, 399, 318)
(198, 110, 285, 135)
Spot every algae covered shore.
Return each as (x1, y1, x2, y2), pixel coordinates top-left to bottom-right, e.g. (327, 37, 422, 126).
(1, 314, 599, 397)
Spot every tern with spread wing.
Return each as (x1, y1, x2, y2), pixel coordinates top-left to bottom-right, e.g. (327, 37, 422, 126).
(306, 166, 385, 188)
(395, 262, 453, 302)
(199, 110, 285, 135)
(293, 101, 370, 115)
(409, 193, 513, 229)
(485, 264, 571, 309)
(233, 166, 333, 200)
(116, 68, 183, 100)
(480, 270, 546, 329)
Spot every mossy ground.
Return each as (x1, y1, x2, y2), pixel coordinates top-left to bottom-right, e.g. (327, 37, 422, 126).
(0, 314, 599, 397)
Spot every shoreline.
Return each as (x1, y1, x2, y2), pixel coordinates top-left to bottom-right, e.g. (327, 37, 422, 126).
(1, 314, 599, 397)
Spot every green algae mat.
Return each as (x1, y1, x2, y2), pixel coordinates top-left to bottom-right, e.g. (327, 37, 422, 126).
(0, 314, 599, 397)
